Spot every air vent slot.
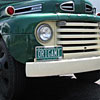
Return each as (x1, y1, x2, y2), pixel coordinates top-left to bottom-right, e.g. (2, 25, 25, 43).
(60, 1, 74, 12)
(85, 4, 93, 13)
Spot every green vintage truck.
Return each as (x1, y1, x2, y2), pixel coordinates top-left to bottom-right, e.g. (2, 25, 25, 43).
(0, 0, 100, 99)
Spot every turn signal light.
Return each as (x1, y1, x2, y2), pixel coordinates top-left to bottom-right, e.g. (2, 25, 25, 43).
(97, 13, 100, 16)
(5, 6, 15, 16)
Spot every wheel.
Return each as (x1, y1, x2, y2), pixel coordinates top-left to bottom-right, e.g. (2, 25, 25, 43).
(75, 70, 100, 83)
(0, 38, 26, 100)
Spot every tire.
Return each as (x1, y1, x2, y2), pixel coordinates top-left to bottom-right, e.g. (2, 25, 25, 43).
(0, 38, 26, 100)
(75, 70, 100, 83)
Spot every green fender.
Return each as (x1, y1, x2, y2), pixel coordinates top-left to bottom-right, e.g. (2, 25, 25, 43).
(1, 13, 58, 64)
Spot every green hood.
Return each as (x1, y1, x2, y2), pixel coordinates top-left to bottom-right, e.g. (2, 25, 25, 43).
(0, 0, 94, 16)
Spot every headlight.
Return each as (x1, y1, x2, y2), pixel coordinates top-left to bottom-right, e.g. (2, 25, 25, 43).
(36, 24, 53, 43)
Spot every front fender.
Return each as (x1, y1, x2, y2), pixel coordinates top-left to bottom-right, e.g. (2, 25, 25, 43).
(1, 13, 58, 64)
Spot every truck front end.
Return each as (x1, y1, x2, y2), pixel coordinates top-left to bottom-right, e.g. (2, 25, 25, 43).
(0, 0, 100, 79)
(23, 0, 100, 77)
(0, 0, 100, 99)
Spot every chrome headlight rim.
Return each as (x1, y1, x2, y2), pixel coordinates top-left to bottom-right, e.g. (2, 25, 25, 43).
(36, 24, 53, 43)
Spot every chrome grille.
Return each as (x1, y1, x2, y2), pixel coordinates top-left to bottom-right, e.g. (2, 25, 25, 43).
(60, 1, 74, 12)
(56, 21, 100, 59)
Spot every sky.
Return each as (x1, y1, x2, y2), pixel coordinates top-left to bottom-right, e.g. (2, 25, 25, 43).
(90, 0, 100, 12)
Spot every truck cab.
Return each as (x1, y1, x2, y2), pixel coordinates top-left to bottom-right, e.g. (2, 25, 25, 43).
(0, 0, 100, 100)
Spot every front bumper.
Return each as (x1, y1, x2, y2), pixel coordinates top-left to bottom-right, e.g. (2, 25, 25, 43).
(26, 56, 100, 77)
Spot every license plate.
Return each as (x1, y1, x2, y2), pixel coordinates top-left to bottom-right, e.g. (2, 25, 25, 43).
(35, 46, 63, 61)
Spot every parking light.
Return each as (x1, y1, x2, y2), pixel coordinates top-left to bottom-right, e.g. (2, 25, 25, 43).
(97, 13, 100, 16)
(5, 6, 15, 16)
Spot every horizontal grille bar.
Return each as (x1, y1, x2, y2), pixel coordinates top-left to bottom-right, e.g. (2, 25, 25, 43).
(64, 51, 100, 59)
(57, 40, 98, 45)
(57, 34, 99, 38)
(57, 22, 98, 27)
(63, 45, 100, 51)
(57, 29, 100, 33)
(66, 22, 98, 26)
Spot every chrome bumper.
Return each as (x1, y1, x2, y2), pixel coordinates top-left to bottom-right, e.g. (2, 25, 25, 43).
(26, 56, 100, 77)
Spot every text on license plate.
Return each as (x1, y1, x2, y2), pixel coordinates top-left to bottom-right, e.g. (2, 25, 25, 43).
(35, 46, 63, 61)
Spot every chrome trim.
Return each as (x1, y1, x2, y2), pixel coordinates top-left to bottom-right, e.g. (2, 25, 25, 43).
(85, 3, 93, 13)
(60, 1, 75, 12)
(14, 4, 42, 15)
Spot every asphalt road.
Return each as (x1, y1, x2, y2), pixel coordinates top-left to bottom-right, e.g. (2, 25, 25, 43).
(21, 76, 100, 100)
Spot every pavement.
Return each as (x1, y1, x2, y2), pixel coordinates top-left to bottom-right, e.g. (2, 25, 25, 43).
(20, 76, 100, 100)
